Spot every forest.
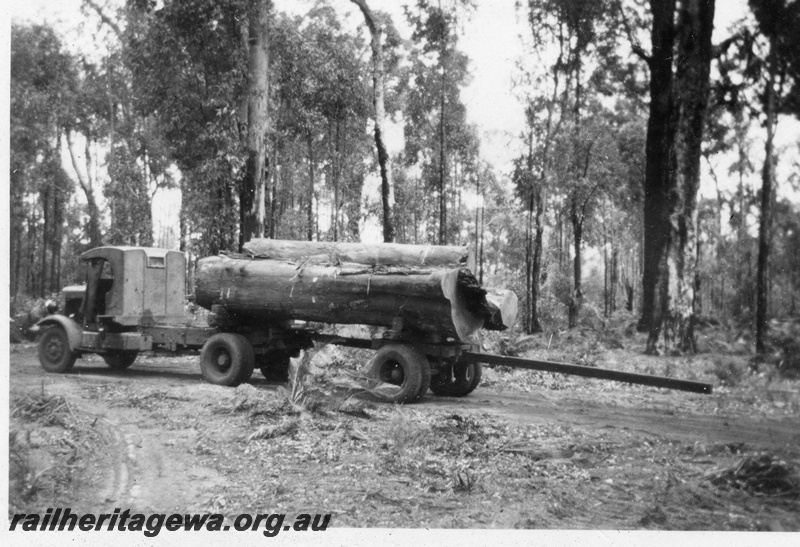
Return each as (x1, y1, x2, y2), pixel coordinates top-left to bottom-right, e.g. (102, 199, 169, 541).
(9, 0, 800, 357)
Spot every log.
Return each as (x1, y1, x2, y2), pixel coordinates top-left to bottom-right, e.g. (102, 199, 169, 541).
(195, 255, 496, 340)
(242, 238, 476, 272)
(484, 289, 519, 331)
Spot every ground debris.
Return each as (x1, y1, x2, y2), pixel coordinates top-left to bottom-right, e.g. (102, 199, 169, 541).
(248, 418, 300, 442)
(11, 392, 73, 426)
(706, 454, 800, 498)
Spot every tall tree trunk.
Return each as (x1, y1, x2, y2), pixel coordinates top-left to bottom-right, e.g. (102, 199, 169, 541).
(756, 40, 777, 354)
(65, 130, 103, 248)
(525, 197, 533, 332)
(639, 0, 678, 335)
(523, 129, 545, 335)
(648, 0, 715, 353)
(603, 209, 609, 317)
(479, 199, 485, 285)
(41, 184, 50, 297)
(475, 174, 483, 282)
(610, 248, 619, 314)
(439, 43, 448, 245)
(530, 196, 544, 333)
(569, 198, 584, 329)
(240, 0, 271, 251)
(11, 198, 22, 304)
(270, 144, 278, 238)
(307, 134, 315, 242)
(49, 179, 63, 295)
(351, 0, 396, 242)
(27, 206, 37, 295)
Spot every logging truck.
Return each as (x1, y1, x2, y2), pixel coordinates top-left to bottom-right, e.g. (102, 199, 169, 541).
(32, 242, 712, 403)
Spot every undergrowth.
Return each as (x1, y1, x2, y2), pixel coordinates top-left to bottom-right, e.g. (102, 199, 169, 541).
(9, 386, 102, 515)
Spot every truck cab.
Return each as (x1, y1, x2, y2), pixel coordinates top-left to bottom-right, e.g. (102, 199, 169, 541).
(53, 246, 187, 328)
(79, 246, 186, 327)
(34, 247, 195, 373)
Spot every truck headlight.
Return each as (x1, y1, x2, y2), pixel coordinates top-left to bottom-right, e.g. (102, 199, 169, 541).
(45, 299, 59, 314)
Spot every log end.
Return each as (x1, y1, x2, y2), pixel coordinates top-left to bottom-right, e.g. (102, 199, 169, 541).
(484, 289, 519, 331)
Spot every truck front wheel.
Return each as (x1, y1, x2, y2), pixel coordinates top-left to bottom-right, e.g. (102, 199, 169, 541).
(103, 352, 137, 370)
(37, 326, 78, 373)
(200, 333, 255, 386)
(367, 344, 431, 404)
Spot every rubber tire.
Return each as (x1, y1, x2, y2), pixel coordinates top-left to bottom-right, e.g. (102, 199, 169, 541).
(258, 349, 291, 382)
(200, 333, 255, 386)
(103, 352, 137, 370)
(367, 344, 431, 404)
(37, 326, 78, 373)
(430, 360, 482, 397)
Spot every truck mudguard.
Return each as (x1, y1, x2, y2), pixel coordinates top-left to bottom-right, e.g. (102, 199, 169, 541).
(34, 315, 84, 351)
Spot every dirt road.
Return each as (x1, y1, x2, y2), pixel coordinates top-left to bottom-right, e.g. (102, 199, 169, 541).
(9, 344, 800, 530)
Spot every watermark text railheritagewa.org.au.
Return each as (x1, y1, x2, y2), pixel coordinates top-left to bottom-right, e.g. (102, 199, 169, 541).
(9, 508, 331, 537)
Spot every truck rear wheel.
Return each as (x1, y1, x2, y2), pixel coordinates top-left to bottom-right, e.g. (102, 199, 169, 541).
(200, 333, 255, 386)
(430, 360, 482, 397)
(258, 349, 291, 382)
(37, 326, 78, 373)
(367, 344, 431, 404)
(103, 352, 137, 370)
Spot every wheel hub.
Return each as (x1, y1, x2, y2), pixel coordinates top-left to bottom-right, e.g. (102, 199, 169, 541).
(389, 367, 404, 383)
(380, 361, 405, 385)
(215, 350, 232, 370)
(46, 338, 63, 361)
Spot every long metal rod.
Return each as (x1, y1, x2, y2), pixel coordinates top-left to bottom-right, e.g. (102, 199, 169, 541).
(461, 352, 713, 394)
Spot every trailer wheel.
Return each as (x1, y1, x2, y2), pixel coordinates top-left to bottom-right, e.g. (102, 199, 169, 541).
(430, 360, 482, 397)
(200, 333, 255, 386)
(367, 344, 431, 404)
(103, 352, 137, 370)
(258, 349, 291, 382)
(37, 326, 78, 373)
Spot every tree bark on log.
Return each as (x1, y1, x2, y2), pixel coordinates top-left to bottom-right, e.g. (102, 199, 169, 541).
(195, 252, 509, 340)
(243, 238, 476, 271)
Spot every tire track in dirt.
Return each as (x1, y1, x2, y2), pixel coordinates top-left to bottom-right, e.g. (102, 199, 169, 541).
(10, 345, 800, 524)
(425, 388, 800, 452)
(85, 410, 229, 515)
(92, 419, 131, 508)
(9, 350, 230, 515)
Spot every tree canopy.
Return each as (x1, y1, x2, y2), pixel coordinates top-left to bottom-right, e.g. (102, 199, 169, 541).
(9, 0, 800, 354)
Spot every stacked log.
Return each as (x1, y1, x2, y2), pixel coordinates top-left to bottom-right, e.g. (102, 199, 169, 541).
(242, 238, 476, 271)
(195, 240, 516, 340)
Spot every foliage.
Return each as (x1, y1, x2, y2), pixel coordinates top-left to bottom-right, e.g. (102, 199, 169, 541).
(10, 24, 79, 302)
(8, 0, 800, 360)
(401, 0, 479, 245)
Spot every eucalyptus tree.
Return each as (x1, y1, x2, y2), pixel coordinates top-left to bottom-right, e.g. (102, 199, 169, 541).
(350, 0, 398, 242)
(126, 0, 253, 255)
(748, 0, 800, 352)
(10, 24, 79, 300)
(518, 0, 633, 330)
(621, 0, 716, 353)
(81, 0, 172, 248)
(403, 0, 478, 246)
(269, 5, 372, 242)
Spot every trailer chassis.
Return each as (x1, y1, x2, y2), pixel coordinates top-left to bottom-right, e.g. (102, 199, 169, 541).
(33, 316, 712, 404)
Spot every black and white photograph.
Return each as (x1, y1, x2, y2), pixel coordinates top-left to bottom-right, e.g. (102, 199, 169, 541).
(5, 0, 800, 541)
